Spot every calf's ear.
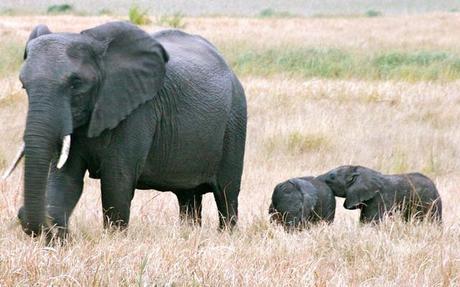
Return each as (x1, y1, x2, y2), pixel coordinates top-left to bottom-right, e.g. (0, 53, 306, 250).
(344, 188, 377, 209)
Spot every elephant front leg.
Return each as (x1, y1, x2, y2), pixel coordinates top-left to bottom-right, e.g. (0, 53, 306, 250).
(33, 156, 85, 240)
(175, 191, 203, 226)
(359, 199, 385, 224)
(100, 174, 136, 230)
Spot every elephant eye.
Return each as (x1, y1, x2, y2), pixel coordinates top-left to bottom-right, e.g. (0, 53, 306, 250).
(69, 76, 82, 90)
(346, 174, 358, 186)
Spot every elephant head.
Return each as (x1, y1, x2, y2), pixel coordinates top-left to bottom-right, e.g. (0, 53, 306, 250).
(319, 165, 382, 210)
(269, 179, 316, 229)
(19, 21, 169, 235)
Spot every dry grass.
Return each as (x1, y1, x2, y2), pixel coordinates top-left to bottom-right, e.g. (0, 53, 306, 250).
(3, 13, 460, 50)
(0, 15, 459, 286)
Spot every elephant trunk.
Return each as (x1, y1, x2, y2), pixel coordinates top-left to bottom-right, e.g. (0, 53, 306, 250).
(22, 102, 71, 235)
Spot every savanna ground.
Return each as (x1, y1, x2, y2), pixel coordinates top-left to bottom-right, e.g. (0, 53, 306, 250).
(0, 12, 460, 286)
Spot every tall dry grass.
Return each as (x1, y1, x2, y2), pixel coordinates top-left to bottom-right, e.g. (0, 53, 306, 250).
(0, 15, 459, 286)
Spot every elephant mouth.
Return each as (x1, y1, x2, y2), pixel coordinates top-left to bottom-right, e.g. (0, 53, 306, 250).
(269, 211, 284, 224)
(344, 202, 365, 210)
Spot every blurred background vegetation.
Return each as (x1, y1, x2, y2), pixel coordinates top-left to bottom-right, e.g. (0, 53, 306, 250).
(2, 1, 460, 82)
(2, 0, 460, 16)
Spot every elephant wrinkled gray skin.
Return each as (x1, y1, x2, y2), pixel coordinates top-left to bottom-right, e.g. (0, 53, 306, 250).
(317, 165, 442, 223)
(269, 177, 335, 230)
(17, 21, 247, 239)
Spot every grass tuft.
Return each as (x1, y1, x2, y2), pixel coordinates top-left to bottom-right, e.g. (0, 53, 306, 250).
(47, 4, 73, 14)
(156, 12, 186, 28)
(365, 10, 382, 17)
(258, 8, 296, 18)
(128, 4, 151, 25)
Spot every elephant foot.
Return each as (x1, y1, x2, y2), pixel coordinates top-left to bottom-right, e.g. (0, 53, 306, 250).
(18, 206, 71, 245)
(180, 212, 202, 227)
(43, 227, 71, 246)
(17, 206, 25, 222)
(17, 206, 43, 237)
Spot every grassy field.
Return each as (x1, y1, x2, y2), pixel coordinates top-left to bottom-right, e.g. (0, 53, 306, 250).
(2, 0, 460, 16)
(0, 14, 459, 286)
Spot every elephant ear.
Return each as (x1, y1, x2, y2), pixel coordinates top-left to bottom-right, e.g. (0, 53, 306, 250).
(290, 179, 317, 220)
(24, 24, 52, 59)
(81, 21, 169, 137)
(343, 168, 384, 209)
(343, 185, 378, 210)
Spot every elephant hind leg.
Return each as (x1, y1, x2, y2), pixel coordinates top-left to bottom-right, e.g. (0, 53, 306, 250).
(212, 180, 239, 230)
(213, 110, 246, 230)
(432, 199, 442, 222)
(174, 187, 206, 226)
(420, 198, 442, 223)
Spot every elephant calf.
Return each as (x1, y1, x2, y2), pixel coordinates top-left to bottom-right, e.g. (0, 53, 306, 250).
(318, 165, 442, 223)
(269, 177, 335, 229)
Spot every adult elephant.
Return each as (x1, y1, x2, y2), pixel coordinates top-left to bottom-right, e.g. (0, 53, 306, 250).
(15, 21, 247, 238)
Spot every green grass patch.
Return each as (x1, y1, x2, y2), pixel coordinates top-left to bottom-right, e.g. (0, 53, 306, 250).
(365, 10, 382, 17)
(221, 44, 460, 81)
(156, 12, 186, 28)
(258, 8, 297, 18)
(47, 4, 73, 14)
(0, 41, 24, 77)
(128, 4, 151, 25)
(372, 51, 460, 81)
(229, 47, 353, 78)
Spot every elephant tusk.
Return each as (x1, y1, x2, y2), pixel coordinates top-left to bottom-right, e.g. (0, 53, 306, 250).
(2, 142, 25, 180)
(57, 135, 71, 169)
